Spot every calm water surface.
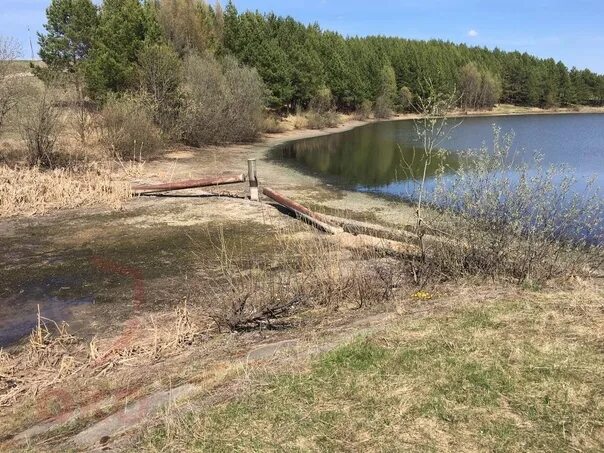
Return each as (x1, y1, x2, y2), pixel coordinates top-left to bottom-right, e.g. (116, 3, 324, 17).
(270, 114, 604, 197)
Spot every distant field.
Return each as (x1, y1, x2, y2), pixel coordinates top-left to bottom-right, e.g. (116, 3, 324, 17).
(4, 60, 41, 75)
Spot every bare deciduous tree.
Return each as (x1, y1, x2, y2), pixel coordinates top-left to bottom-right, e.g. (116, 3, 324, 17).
(459, 62, 502, 111)
(19, 88, 63, 168)
(137, 44, 182, 134)
(0, 35, 23, 132)
(409, 84, 460, 283)
(179, 54, 264, 145)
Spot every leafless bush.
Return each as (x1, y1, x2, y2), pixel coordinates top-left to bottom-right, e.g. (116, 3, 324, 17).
(373, 94, 394, 119)
(137, 43, 182, 135)
(306, 87, 341, 129)
(63, 82, 98, 145)
(0, 35, 23, 132)
(18, 88, 63, 168)
(290, 106, 308, 129)
(203, 226, 399, 332)
(262, 114, 287, 133)
(179, 54, 264, 146)
(398, 86, 414, 112)
(309, 86, 334, 114)
(101, 93, 162, 160)
(306, 110, 340, 130)
(352, 100, 373, 120)
(404, 86, 602, 286)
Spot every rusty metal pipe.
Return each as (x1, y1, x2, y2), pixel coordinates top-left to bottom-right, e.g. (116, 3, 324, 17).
(133, 174, 246, 194)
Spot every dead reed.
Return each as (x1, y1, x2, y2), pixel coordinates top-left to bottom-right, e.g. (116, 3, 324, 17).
(0, 163, 131, 217)
(0, 301, 205, 409)
(201, 223, 405, 332)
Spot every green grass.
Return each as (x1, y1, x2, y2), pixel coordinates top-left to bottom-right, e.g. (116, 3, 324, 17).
(139, 294, 604, 452)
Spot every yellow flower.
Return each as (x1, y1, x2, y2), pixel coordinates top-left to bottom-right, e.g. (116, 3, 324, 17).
(412, 290, 433, 301)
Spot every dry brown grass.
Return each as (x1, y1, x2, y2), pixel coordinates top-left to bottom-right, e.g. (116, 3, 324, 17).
(201, 223, 405, 332)
(0, 163, 131, 217)
(289, 112, 309, 130)
(261, 114, 288, 134)
(0, 301, 208, 411)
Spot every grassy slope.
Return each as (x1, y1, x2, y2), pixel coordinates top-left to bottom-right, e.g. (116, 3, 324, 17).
(139, 289, 604, 452)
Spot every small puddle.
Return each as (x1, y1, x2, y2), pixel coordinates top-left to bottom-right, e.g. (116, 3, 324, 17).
(0, 295, 93, 347)
(1, 211, 282, 349)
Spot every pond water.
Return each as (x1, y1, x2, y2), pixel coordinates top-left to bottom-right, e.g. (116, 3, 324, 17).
(269, 113, 604, 198)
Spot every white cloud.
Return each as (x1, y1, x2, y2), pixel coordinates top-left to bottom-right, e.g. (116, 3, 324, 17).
(468, 29, 479, 38)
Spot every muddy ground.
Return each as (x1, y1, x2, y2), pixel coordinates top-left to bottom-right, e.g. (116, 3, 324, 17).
(0, 119, 416, 348)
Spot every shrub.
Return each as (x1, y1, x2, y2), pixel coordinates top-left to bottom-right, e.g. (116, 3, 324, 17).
(398, 86, 414, 112)
(0, 35, 24, 133)
(306, 111, 341, 130)
(373, 94, 394, 119)
(291, 106, 308, 129)
(262, 114, 287, 134)
(179, 54, 264, 146)
(19, 89, 62, 168)
(309, 86, 333, 114)
(101, 93, 162, 159)
(352, 100, 373, 120)
(423, 128, 603, 284)
(137, 43, 182, 135)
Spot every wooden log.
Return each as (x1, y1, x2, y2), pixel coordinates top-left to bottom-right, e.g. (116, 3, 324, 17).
(262, 187, 316, 219)
(320, 213, 417, 243)
(248, 159, 259, 201)
(262, 187, 343, 234)
(132, 174, 246, 194)
(331, 232, 420, 256)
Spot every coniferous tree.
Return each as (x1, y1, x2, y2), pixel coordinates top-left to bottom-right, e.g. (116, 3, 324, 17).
(557, 62, 575, 106)
(36, 0, 604, 109)
(85, 0, 160, 98)
(37, 0, 98, 83)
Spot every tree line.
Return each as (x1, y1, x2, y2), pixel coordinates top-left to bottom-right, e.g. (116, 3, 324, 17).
(32, 0, 604, 131)
(222, 4, 604, 110)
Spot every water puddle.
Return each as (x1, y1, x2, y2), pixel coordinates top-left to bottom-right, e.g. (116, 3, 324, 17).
(0, 295, 93, 347)
(0, 211, 281, 349)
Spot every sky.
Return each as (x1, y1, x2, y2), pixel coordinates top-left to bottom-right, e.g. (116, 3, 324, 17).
(1, 0, 603, 73)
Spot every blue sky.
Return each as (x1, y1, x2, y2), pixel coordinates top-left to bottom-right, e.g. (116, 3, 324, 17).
(2, 0, 603, 73)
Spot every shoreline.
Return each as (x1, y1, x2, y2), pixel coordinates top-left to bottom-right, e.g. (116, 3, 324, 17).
(1, 104, 602, 223)
(256, 104, 604, 153)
